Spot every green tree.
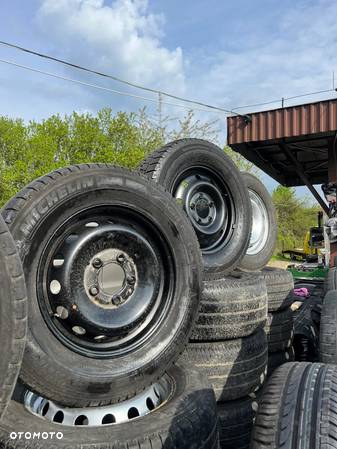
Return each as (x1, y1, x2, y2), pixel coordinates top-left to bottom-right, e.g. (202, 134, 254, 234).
(0, 107, 257, 206)
(272, 185, 320, 254)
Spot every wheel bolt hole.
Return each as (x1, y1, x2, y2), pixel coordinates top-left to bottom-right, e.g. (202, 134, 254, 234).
(128, 407, 139, 419)
(85, 222, 99, 228)
(127, 275, 136, 285)
(53, 258, 64, 267)
(55, 306, 68, 319)
(53, 411, 64, 423)
(146, 397, 155, 411)
(153, 387, 160, 399)
(102, 413, 116, 425)
(72, 326, 86, 335)
(92, 258, 102, 269)
(89, 286, 99, 296)
(74, 415, 88, 426)
(50, 280, 61, 295)
(41, 402, 49, 416)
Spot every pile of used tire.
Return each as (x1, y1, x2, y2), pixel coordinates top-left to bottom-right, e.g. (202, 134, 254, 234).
(0, 138, 297, 449)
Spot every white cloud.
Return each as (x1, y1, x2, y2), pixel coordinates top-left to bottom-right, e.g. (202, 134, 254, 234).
(36, 0, 185, 94)
(186, 0, 337, 113)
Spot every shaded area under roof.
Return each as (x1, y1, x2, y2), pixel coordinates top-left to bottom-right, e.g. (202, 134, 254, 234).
(227, 98, 337, 187)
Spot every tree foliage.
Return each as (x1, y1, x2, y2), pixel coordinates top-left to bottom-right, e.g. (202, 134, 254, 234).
(0, 107, 254, 206)
(272, 185, 320, 253)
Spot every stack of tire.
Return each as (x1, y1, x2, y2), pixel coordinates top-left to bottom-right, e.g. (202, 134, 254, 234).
(0, 138, 292, 449)
(139, 139, 280, 449)
(0, 164, 220, 448)
(262, 268, 295, 376)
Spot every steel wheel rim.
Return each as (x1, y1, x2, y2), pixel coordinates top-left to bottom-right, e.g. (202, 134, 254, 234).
(24, 373, 173, 426)
(247, 189, 269, 255)
(172, 167, 235, 252)
(37, 205, 175, 358)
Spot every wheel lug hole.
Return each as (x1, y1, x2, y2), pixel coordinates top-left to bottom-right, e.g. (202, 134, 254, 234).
(92, 258, 102, 269)
(113, 295, 122, 305)
(127, 275, 136, 285)
(208, 217, 212, 223)
(190, 203, 195, 210)
(209, 201, 214, 207)
(89, 286, 99, 296)
(117, 254, 125, 264)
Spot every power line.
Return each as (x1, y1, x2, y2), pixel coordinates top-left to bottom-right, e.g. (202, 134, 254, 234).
(0, 39, 242, 117)
(232, 88, 337, 111)
(0, 58, 234, 115)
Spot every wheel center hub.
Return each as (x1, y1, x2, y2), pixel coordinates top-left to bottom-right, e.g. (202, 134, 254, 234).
(189, 191, 216, 226)
(84, 249, 137, 308)
(98, 262, 125, 295)
(195, 198, 210, 219)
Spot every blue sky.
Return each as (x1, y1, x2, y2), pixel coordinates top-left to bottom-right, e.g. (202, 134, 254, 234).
(1, 0, 337, 198)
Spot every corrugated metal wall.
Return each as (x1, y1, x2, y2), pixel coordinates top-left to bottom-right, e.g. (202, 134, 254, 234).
(227, 99, 337, 144)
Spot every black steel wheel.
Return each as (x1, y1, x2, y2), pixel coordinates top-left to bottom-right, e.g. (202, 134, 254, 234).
(138, 139, 252, 279)
(2, 164, 202, 406)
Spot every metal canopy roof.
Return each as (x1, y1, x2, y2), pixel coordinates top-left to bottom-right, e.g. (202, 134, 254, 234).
(227, 98, 337, 187)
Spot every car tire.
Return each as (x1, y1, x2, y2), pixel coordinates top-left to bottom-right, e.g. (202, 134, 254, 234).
(252, 268, 294, 312)
(239, 172, 277, 271)
(0, 216, 27, 420)
(2, 164, 202, 407)
(138, 139, 252, 280)
(251, 362, 337, 449)
(217, 396, 258, 449)
(0, 364, 219, 449)
(266, 308, 294, 353)
(320, 290, 337, 364)
(191, 271, 267, 341)
(180, 328, 267, 401)
(267, 347, 295, 376)
(325, 267, 337, 292)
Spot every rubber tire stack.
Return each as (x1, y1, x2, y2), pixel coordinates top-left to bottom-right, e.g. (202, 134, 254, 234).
(180, 271, 268, 449)
(251, 362, 337, 449)
(256, 268, 295, 376)
(0, 164, 219, 449)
